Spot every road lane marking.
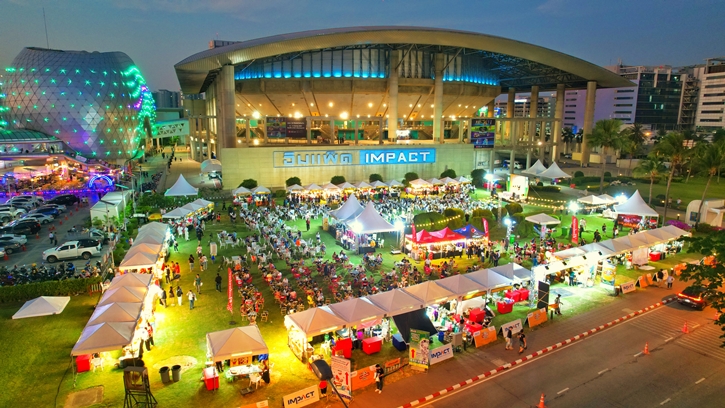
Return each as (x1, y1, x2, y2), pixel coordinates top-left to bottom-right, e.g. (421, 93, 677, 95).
(634, 352, 643, 357)
(598, 368, 609, 375)
(664, 337, 673, 342)
(557, 388, 569, 395)
(695, 378, 705, 384)
(660, 398, 671, 405)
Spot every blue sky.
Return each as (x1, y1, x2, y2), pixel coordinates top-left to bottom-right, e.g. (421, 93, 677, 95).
(1, 0, 723, 91)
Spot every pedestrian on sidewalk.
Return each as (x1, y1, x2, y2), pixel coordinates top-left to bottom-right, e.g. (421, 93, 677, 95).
(374, 364, 384, 393)
(195, 274, 202, 294)
(160, 288, 167, 308)
(187, 290, 196, 310)
(505, 328, 513, 350)
(319, 380, 328, 398)
(173, 241, 179, 252)
(554, 294, 563, 315)
(169, 287, 176, 307)
(215, 273, 222, 292)
(657, 269, 665, 287)
(666, 273, 674, 289)
(176, 286, 183, 306)
(518, 332, 527, 354)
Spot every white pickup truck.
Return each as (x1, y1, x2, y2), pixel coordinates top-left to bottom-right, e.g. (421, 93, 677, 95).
(0, 207, 27, 223)
(42, 240, 102, 263)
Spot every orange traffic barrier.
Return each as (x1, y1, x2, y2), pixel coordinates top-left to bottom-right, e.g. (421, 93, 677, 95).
(537, 393, 546, 408)
(682, 321, 689, 334)
(643, 342, 650, 355)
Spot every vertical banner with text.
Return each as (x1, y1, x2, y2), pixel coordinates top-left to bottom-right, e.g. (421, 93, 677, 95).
(331, 356, 352, 399)
(227, 268, 233, 314)
(409, 329, 430, 371)
(572, 216, 579, 244)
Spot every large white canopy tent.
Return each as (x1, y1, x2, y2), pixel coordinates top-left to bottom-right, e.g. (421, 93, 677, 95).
(337, 182, 356, 190)
(370, 180, 388, 188)
(578, 195, 610, 206)
(284, 306, 347, 337)
(164, 174, 199, 196)
(435, 274, 487, 295)
(538, 162, 571, 179)
(408, 178, 432, 188)
(304, 183, 323, 192)
(252, 186, 271, 194)
(328, 298, 386, 327)
(465, 268, 513, 290)
(71, 322, 136, 356)
(12, 296, 70, 319)
(439, 177, 459, 185)
(200, 159, 222, 173)
(597, 194, 617, 204)
(206, 326, 269, 362)
(87, 302, 142, 326)
(613, 191, 659, 217)
(387, 180, 404, 188)
(366, 289, 424, 316)
(108, 274, 154, 290)
(233, 186, 252, 196)
(119, 250, 159, 270)
(286, 184, 304, 192)
(98, 286, 147, 307)
(455, 176, 471, 184)
(525, 213, 562, 226)
(353, 181, 373, 189)
(402, 281, 457, 306)
(161, 207, 193, 219)
(321, 183, 341, 192)
(347, 202, 396, 234)
(329, 194, 364, 221)
(522, 159, 548, 177)
(426, 178, 444, 185)
(490, 263, 533, 281)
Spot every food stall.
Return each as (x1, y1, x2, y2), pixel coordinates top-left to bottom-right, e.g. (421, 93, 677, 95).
(404, 227, 467, 260)
(206, 326, 269, 388)
(284, 306, 347, 364)
(345, 202, 397, 254)
(328, 298, 387, 355)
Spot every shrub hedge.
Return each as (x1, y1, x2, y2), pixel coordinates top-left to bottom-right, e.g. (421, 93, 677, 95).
(0, 277, 102, 303)
(529, 185, 561, 192)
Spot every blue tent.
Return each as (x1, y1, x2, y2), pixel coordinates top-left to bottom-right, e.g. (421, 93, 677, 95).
(454, 224, 485, 239)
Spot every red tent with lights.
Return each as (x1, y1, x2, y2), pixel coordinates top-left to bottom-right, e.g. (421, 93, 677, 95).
(429, 227, 466, 242)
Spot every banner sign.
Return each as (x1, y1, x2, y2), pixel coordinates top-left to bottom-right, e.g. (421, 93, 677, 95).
(621, 281, 636, 293)
(526, 308, 548, 328)
(361, 148, 436, 165)
(227, 268, 233, 313)
(286, 119, 307, 138)
(572, 216, 579, 244)
(429, 344, 454, 365)
(274, 148, 437, 168)
(473, 326, 497, 347)
(482, 218, 489, 238)
(350, 365, 376, 390)
(499, 319, 524, 336)
(409, 329, 431, 370)
(470, 118, 496, 149)
(331, 356, 351, 399)
(266, 117, 287, 138)
(283, 385, 320, 408)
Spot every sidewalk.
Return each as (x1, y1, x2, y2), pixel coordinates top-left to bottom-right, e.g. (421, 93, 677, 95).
(345, 278, 690, 408)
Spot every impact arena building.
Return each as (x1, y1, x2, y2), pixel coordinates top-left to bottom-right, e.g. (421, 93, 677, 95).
(174, 27, 632, 188)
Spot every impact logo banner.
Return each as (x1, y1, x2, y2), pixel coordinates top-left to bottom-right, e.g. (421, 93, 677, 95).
(283, 385, 319, 408)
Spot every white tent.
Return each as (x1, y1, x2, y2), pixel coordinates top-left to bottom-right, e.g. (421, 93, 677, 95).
(538, 162, 571, 179)
(200, 159, 222, 173)
(190, 198, 213, 208)
(119, 250, 159, 270)
(161, 207, 193, 219)
(597, 194, 617, 204)
(233, 186, 252, 196)
(321, 183, 341, 191)
(353, 181, 373, 189)
(206, 326, 269, 362)
(12, 296, 70, 319)
(164, 174, 199, 196)
(522, 159, 548, 176)
(337, 182, 356, 190)
(98, 286, 147, 306)
(139, 222, 169, 235)
(252, 186, 271, 194)
(466, 268, 513, 290)
(328, 298, 386, 327)
(370, 180, 388, 188)
(87, 302, 142, 326)
(285, 306, 347, 337)
(409, 178, 432, 188)
(455, 176, 471, 184)
(366, 289, 424, 316)
(439, 177, 459, 185)
(109, 273, 153, 290)
(304, 183, 323, 191)
(402, 281, 457, 306)
(330, 194, 364, 221)
(433, 275, 487, 297)
(426, 178, 444, 185)
(552, 247, 587, 260)
(490, 263, 532, 281)
(287, 184, 304, 192)
(660, 225, 692, 239)
(134, 233, 166, 246)
(614, 191, 659, 217)
(578, 195, 609, 206)
(525, 213, 562, 226)
(71, 322, 136, 356)
(578, 242, 614, 257)
(90, 200, 123, 224)
(347, 202, 396, 234)
(387, 179, 404, 188)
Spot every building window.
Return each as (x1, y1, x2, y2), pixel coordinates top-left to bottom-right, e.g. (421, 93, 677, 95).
(615, 96, 634, 100)
(704, 84, 725, 89)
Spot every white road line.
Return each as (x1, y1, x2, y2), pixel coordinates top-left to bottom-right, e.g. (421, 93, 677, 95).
(664, 337, 673, 342)
(695, 378, 706, 384)
(597, 368, 609, 375)
(660, 398, 671, 405)
(557, 388, 569, 395)
(634, 352, 643, 357)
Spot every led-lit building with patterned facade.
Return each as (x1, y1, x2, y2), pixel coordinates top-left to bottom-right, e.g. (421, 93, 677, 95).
(0, 47, 156, 163)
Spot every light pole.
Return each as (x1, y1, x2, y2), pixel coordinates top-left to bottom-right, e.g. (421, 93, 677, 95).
(395, 219, 405, 251)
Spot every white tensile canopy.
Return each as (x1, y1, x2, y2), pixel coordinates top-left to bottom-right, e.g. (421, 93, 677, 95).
(538, 162, 571, 179)
(190, 198, 213, 208)
(206, 326, 269, 362)
(304, 183, 323, 191)
(347, 202, 396, 234)
(387, 180, 404, 187)
(466, 268, 513, 289)
(578, 195, 609, 206)
(455, 176, 471, 184)
(553, 247, 587, 260)
(12, 296, 70, 319)
(370, 180, 388, 188)
(119, 250, 159, 270)
(353, 181, 373, 189)
(409, 178, 432, 187)
(161, 207, 193, 219)
(522, 159, 548, 176)
(87, 302, 142, 326)
(321, 183, 341, 191)
(200, 159, 222, 173)
(330, 194, 364, 221)
(402, 281, 457, 306)
(328, 298, 386, 327)
(287, 184, 304, 192)
(139, 222, 169, 234)
(71, 322, 136, 356)
(233, 186, 252, 196)
(108, 273, 153, 289)
(434, 275, 487, 296)
(337, 182, 356, 190)
(660, 225, 692, 239)
(252, 186, 271, 194)
(525, 213, 562, 226)
(164, 174, 199, 196)
(439, 177, 459, 185)
(285, 306, 347, 337)
(578, 242, 615, 257)
(597, 194, 617, 204)
(98, 286, 147, 306)
(426, 178, 444, 185)
(366, 289, 424, 316)
(134, 233, 166, 246)
(490, 263, 532, 281)
(614, 190, 659, 217)
(181, 202, 205, 212)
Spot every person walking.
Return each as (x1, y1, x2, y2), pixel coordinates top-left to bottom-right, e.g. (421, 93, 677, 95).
(176, 286, 183, 306)
(49, 232, 56, 246)
(554, 294, 563, 315)
(146, 325, 155, 349)
(518, 331, 527, 354)
(188, 254, 195, 272)
(159, 288, 167, 308)
(306, 217, 311, 232)
(169, 287, 176, 307)
(505, 328, 513, 350)
(200, 255, 208, 271)
(195, 274, 202, 294)
(666, 273, 674, 289)
(165, 267, 171, 284)
(374, 364, 384, 393)
(187, 290, 196, 310)
(173, 241, 179, 252)
(657, 269, 665, 288)
(215, 273, 222, 292)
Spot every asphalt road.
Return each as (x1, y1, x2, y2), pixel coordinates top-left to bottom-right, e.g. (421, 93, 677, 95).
(416, 303, 725, 408)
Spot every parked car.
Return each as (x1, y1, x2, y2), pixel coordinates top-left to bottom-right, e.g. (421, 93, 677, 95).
(46, 194, 80, 205)
(8, 195, 44, 206)
(677, 285, 709, 310)
(0, 234, 28, 245)
(22, 213, 54, 225)
(42, 240, 102, 263)
(0, 207, 26, 223)
(28, 207, 60, 218)
(0, 241, 22, 255)
(0, 220, 41, 235)
(77, 238, 101, 249)
(38, 203, 67, 213)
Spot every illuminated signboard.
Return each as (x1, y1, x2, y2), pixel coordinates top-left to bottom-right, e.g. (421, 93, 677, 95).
(273, 148, 436, 168)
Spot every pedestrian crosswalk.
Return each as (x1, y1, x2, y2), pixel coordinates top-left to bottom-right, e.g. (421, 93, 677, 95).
(629, 308, 698, 339)
(676, 322, 725, 363)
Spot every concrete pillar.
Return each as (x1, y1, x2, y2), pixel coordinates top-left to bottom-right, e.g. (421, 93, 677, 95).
(488, 150, 495, 174)
(433, 53, 445, 144)
(306, 117, 312, 145)
(458, 120, 466, 143)
(205, 119, 212, 161)
(354, 120, 359, 145)
(388, 50, 400, 145)
(506, 88, 515, 143)
(218, 65, 236, 150)
(245, 119, 251, 145)
(581, 81, 597, 166)
(486, 100, 495, 118)
(552, 83, 565, 160)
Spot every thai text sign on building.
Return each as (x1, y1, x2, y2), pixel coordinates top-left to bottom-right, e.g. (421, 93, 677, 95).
(274, 148, 436, 168)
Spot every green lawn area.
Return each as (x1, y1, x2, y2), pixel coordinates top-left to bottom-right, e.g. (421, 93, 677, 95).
(595, 175, 721, 212)
(0, 189, 701, 408)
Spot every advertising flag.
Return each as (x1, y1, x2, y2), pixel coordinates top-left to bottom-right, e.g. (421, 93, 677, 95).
(482, 218, 489, 238)
(572, 216, 579, 244)
(227, 268, 233, 313)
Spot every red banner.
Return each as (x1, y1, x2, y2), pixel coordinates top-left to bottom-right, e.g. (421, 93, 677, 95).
(482, 218, 489, 238)
(572, 216, 579, 244)
(227, 267, 233, 313)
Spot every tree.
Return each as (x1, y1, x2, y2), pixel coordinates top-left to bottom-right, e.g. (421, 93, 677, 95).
(285, 177, 301, 187)
(633, 155, 665, 205)
(240, 179, 258, 189)
(692, 143, 724, 226)
(331, 175, 346, 185)
(587, 119, 626, 193)
(404, 172, 419, 182)
(440, 169, 457, 179)
(713, 128, 725, 144)
(369, 173, 384, 183)
(624, 123, 647, 174)
(561, 127, 575, 154)
(679, 232, 725, 346)
(653, 132, 689, 223)
(470, 169, 485, 186)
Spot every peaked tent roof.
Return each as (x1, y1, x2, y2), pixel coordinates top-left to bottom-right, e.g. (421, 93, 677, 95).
(387, 179, 404, 187)
(353, 181, 373, 189)
(87, 302, 142, 325)
(200, 159, 222, 173)
(287, 184, 304, 191)
(405, 229, 438, 244)
(455, 176, 471, 183)
(337, 182, 356, 189)
(12, 296, 70, 319)
(525, 213, 562, 225)
(614, 190, 659, 217)
(578, 195, 609, 205)
(347, 202, 396, 234)
(436, 275, 487, 295)
(453, 224, 486, 239)
(328, 298, 386, 326)
(660, 225, 692, 239)
(190, 198, 213, 207)
(304, 183, 323, 191)
(402, 281, 457, 306)
(321, 183, 341, 191)
(522, 159, 548, 176)
(285, 306, 347, 337)
(98, 286, 147, 306)
(367, 289, 424, 316)
(440, 177, 459, 185)
(233, 186, 252, 195)
(119, 250, 159, 269)
(597, 194, 617, 204)
(139, 222, 169, 234)
(164, 174, 199, 196)
(490, 263, 532, 281)
(578, 242, 614, 256)
(429, 227, 467, 241)
(371, 180, 388, 188)
(252, 186, 271, 194)
(538, 162, 571, 179)
(161, 207, 194, 219)
(71, 322, 136, 356)
(133, 233, 166, 246)
(553, 247, 587, 260)
(108, 273, 153, 289)
(409, 178, 432, 187)
(466, 269, 513, 289)
(206, 326, 269, 362)
(330, 194, 364, 221)
(426, 178, 444, 185)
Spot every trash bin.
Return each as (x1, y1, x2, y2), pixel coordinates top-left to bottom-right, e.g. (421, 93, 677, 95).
(437, 331, 445, 342)
(159, 366, 170, 383)
(171, 365, 181, 382)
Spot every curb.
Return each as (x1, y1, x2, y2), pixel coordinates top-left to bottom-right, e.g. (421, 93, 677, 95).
(398, 297, 676, 408)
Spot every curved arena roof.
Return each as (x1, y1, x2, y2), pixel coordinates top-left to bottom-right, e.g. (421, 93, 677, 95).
(176, 26, 632, 94)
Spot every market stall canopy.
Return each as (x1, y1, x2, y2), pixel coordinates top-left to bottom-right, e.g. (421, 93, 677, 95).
(613, 235, 649, 250)
(321, 183, 341, 191)
(537, 162, 571, 179)
(71, 322, 136, 356)
(206, 326, 269, 362)
(329, 194, 364, 221)
(633, 230, 664, 246)
(552, 247, 587, 260)
(455, 176, 471, 184)
(328, 298, 386, 327)
(233, 186, 252, 195)
(367, 289, 424, 316)
(387, 179, 404, 187)
(119, 250, 159, 270)
(161, 207, 193, 219)
(577, 195, 609, 206)
(436, 275, 487, 296)
(337, 182, 356, 190)
(426, 178, 444, 185)
(522, 159, 548, 176)
(304, 183, 322, 191)
(409, 178, 432, 188)
(466, 268, 513, 289)
(406, 229, 438, 244)
(123, 243, 163, 256)
(139, 222, 169, 234)
(200, 159, 222, 173)
(598, 238, 634, 254)
(87, 302, 142, 326)
(252, 186, 271, 194)
(12, 296, 70, 319)
(164, 174, 199, 196)
(98, 286, 147, 306)
(353, 181, 373, 189)
(579, 242, 615, 256)
(134, 234, 166, 246)
(285, 306, 347, 337)
(524, 213, 562, 226)
(370, 180, 388, 188)
(190, 198, 213, 208)
(490, 263, 532, 281)
(660, 225, 692, 239)
(429, 227, 467, 241)
(613, 191, 659, 217)
(109, 273, 153, 290)
(287, 184, 304, 192)
(439, 177, 459, 185)
(453, 224, 486, 239)
(402, 281, 457, 306)
(597, 194, 617, 204)
(347, 202, 396, 234)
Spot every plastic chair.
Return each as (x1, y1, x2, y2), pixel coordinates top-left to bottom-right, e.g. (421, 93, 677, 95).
(261, 311, 269, 322)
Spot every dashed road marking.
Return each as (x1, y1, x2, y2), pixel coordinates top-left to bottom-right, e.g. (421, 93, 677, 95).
(557, 388, 569, 395)
(660, 398, 671, 405)
(598, 368, 609, 375)
(695, 378, 705, 384)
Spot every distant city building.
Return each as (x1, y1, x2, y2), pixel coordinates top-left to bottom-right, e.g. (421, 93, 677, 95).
(152, 89, 180, 108)
(694, 57, 725, 131)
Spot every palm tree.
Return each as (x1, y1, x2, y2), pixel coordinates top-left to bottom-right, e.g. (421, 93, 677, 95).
(653, 132, 689, 224)
(561, 127, 574, 154)
(587, 119, 626, 193)
(625, 123, 647, 174)
(693, 143, 724, 226)
(633, 155, 665, 205)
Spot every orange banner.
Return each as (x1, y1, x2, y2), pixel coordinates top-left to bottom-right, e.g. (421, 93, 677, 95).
(526, 308, 548, 328)
(637, 275, 649, 288)
(351, 365, 376, 390)
(473, 326, 497, 347)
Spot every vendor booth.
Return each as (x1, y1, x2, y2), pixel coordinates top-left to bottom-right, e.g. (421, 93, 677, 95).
(206, 326, 269, 389)
(284, 306, 347, 363)
(522, 159, 548, 177)
(402, 281, 456, 307)
(525, 213, 561, 238)
(328, 298, 386, 328)
(367, 289, 424, 317)
(610, 190, 659, 225)
(345, 202, 397, 254)
(405, 227, 466, 260)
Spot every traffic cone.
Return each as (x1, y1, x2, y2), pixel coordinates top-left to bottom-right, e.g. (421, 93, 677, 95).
(643, 342, 650, 355)
(65, 215, 68, 221)
(682, 321, 689, 334)
(537, 393, 546, 408)
(59, 220, 62, 225)
(35, 233, 39, 239)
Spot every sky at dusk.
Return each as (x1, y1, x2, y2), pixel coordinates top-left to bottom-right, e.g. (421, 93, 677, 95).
(1, 0, 724, 92)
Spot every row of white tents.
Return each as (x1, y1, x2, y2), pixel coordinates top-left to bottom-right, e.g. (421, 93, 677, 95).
(522, 160, 572, 179)
(118, 222, 169, 273)
(329, 195, 398, 234)
(161, 198, 214, 220)
(285, 264, 527, 337)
